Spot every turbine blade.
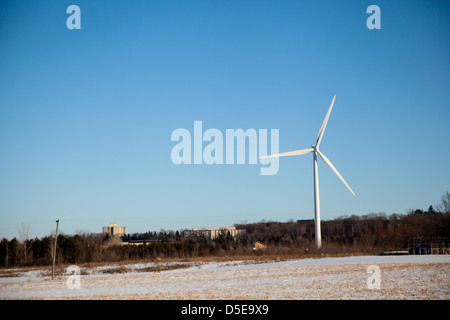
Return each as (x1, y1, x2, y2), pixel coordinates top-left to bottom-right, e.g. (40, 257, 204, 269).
(316, 149, 356, 196)
(260, 148, 313, 159)
(316, 95, 336, 148)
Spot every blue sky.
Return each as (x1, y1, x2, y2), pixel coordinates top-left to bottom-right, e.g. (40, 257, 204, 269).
(1, 0, 449, 239)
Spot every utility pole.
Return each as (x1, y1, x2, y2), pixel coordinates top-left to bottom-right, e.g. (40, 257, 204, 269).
(52, 220, 59, 280)
(5, 239, 8, 268)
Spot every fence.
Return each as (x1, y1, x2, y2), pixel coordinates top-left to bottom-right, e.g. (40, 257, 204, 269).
(408, 237, 450, 255)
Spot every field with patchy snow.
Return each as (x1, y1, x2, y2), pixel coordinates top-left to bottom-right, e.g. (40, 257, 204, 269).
(1, 255, 449, 300)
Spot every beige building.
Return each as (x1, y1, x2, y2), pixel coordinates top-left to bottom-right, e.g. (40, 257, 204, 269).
(217, 226, 243, 238)
(102, 223, 126, 237)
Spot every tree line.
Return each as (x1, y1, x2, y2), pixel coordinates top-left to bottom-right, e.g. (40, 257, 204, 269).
(238, 208, 449, 255)
(1, 193, 449, 268)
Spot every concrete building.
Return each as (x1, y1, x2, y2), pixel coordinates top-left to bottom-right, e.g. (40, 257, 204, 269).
(102, 223, 126, 237)
(184, 226, 245, 240)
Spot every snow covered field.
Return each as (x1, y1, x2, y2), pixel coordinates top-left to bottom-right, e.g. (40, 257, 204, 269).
(1, 255, 449, 300)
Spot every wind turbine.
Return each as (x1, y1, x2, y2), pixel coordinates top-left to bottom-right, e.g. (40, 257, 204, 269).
(261, 95, 355, 249)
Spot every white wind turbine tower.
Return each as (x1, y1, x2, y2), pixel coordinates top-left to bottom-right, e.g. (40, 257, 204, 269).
(261, 95, 356, 249)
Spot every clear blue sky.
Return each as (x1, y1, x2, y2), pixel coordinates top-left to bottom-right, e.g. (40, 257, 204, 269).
(1, 0, 449, 239)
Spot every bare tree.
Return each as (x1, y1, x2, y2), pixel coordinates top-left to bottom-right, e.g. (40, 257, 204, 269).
(17, 223, 31, 265)
(437, 191, 450, 213)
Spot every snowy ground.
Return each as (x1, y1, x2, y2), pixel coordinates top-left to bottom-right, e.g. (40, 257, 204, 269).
(1, 255, 449, 300)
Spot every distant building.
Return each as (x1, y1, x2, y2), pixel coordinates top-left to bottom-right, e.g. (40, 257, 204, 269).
(185, 228, 216, 239)
(184, 226, 245, 240)
(102, 223, 126, 237)
(253, 241, 267, 250)
(296, 219, 315, 224)
(217, 226, 244, 239)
